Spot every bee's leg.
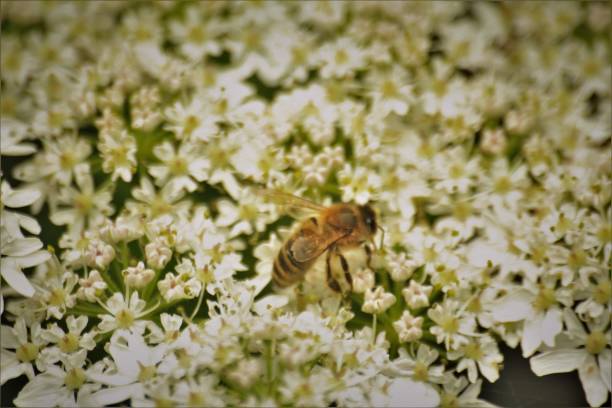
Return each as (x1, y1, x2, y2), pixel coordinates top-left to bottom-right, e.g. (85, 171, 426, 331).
(334, 247, 353, 293)
(364, 243, 374, 269)
(326, 246, 341, 293)
(294, 282, 306, 311)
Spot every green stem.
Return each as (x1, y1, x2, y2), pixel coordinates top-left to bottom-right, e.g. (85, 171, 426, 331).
(372, 314, 377, 345)
(189, 285, 206, 320)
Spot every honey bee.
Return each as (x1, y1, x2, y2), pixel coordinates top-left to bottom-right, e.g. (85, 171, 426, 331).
(259, 189, 381, 294)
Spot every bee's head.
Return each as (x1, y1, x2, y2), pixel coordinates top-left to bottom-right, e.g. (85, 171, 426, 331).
(359, 204, 377, 236)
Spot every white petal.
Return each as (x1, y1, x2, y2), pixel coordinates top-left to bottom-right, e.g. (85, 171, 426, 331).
(4, 189, 40, 208)
(78, 384, 141, 406)
(491, 289, 533, 322)
(2, 237, 42, 256)
(253, 295, 288, 315)
(540, 308, 563, 347)
(1, 143, 37, 156)
(386, 377, 440, 407)
(521, 315, 543, 357)
(0, 351, 25, 385)
(13, 372, 64, 407)
(1, 324, 19, 348)
(49, 209, 77, 226)
(478, 360, 500, 383)
(579, 355, 609, 407)
(152, 141, 174, 161)
(529, 349, 586, 376)
(598, 349, 611, 391)
(16, 213, 41, 235)
(562, 308, 587, 341)
(13, 250, 51, 268)
(0, 258, 35, 297)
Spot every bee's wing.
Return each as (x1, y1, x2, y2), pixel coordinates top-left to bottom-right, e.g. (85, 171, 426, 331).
(289, 227, 348, 263)
(256, 188, 326, 219)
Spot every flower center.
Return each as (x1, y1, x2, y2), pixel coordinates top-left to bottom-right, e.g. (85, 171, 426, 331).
(59, 152, 77, 170)
(59, 332, 80, 353)
(440, 393, 459, 408)
(188, 26, 206, 43)
(189, 392, 206, 406)
(116, 308, 135, 329)
(155, 398, 174, 408)
(596, 224, 611, 244)
(567, 248, 587, 270)
(463, 342, 483, 361)
(585, 331, 607, 355)
(533, 286, 556, 312)
(335, 49, 349, 65)
(593, 280, 611, 304)
(169, 157, 188, 176)
(412, 361, 429, 382)
(381, 80, 398, 98)
(494, 176, 512, 194)
(74, 193, 93, 215)
(439, 313, 459, 334)
(64, 367, 86, 390)
(16, 342, 39, 363)
(48, 288, 66, 306)
(138, 363, 157, 382)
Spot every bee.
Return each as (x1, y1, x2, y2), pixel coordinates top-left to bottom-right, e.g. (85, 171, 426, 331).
(259, 189, 381, 294)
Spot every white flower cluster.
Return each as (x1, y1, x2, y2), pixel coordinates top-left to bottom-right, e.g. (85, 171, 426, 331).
(0, 2, 610, 407)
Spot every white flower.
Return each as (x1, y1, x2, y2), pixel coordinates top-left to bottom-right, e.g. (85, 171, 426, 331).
(97, 292, 152, 333)
(448, 334, 504, 383)
(98, 130, 138, 183)
(41, 272, 78, 320)
(491, 283, 572, 357)
(76, 270, 107, 303)
(41, 316, 96, 356)
(480, 128, 507, 155)
(393, 310, 424, 343)
(338, 164, 382, 205)
(14, 350, 100, 408)
(157, 266, 202, 303)
(362, 286, 396, 314)
(145, 238, 173, 270)
(317, 36, 365, 79)
(402, 280, 432, 310)
(49, 163, 114, 238)
(438, 375, 496, 408)
(387, 251, 418, 282)
(1, 318, 46, 385)
(1, 180, 42, 239)
(1, 236, 48, 298)
(428, 299, 477, 350)
(530, 309, 611, 407)
(84, 238, 115, 270)
(227, 358, 262, 388)
(392, 344, 446, 384)
(123, 261, 155, 289)
(215, 189, 276, 237)
(148, 140, 209, 194)
(351, 267, 375, 294)
(86, 330, 169, 406)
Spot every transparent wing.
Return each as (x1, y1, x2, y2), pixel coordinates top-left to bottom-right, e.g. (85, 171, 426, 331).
(289, 227, 347, 263)
(256, 188, 326, 219)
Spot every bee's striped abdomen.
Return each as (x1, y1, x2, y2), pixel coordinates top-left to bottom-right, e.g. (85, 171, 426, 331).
(273, 237, 309, 287)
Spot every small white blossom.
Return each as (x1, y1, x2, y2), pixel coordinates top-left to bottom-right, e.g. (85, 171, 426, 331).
(362, 286, 396, 314)
(393, 310, 424, 343)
